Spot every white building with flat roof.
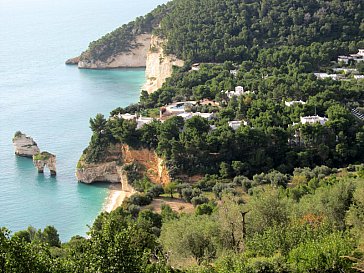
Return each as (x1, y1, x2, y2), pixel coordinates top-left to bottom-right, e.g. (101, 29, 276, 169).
(136, 116, 154, 129)
(285, 100, 306, 107)
(177, 112, 193, 120)
(228, 120, 248, 130)
(300, 115, 328, 125)
(117, 113, 137, 120)
(314, 73, 339, 80)
(177, 112, 215, 121)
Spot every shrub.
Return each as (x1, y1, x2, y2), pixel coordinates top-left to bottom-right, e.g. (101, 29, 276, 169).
(147, 185, 164, 198)
(191, 196, 209, 207)
(182, 188, 193, 202)
(127, 193, 152, 207)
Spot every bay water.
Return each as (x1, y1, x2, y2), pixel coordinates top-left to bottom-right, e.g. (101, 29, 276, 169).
(0, 0, 167, 241)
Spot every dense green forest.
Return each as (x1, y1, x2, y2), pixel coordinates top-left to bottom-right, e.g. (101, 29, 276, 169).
(82, 0, 364, 63)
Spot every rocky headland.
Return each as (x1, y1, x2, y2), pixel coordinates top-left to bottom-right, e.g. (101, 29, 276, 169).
(33, 152, 57, 176)
(78, 34, 152, 69)
(65, 56, 80, 65)
(68, 34, 183, 94)
(76, 144, 170, 187)
(12, 131, 40, 157)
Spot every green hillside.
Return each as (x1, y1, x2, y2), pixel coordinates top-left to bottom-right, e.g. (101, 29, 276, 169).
(82, 0, 364, 63)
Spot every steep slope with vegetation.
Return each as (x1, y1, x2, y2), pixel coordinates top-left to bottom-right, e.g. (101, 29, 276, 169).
(78, 4, 172, 65)
(80, 0, 364, 65)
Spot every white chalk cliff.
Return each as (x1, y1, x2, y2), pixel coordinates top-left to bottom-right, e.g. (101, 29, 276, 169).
(12, 132, 40, 157)
(143, 35, 184, 93)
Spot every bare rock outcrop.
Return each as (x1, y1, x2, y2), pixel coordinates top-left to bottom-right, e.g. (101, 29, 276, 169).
(12, 131, 40, 157)
(78, 34, 152, 69)
(143, 35, 184, 93)
(65, 56, 80, 65)
(76, 161, 121, 184)
(76, 144, 170, 185)
(33, 152, 57, 176)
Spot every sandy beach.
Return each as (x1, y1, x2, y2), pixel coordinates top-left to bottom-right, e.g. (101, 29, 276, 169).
(103, 183, 135, 212)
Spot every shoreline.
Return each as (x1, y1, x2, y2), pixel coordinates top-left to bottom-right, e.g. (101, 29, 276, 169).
(103, 183, 135, 213)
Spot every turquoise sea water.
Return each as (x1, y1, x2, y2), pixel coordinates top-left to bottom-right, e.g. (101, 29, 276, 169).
(0, 0, 167, 241)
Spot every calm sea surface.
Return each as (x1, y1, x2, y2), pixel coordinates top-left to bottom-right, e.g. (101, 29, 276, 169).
(0, 0, 167, 241)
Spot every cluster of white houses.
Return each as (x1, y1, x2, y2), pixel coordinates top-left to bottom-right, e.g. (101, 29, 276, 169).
(314, 72, 364, 81)
(314, 50, 364, 80)
(338, 49, 364, 64)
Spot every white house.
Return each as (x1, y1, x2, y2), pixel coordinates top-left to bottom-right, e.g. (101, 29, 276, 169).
(235, 86, 244, 93)
(285, 100, 306, 107)
(300, 115, 328, 125)
(177, 112, 193, 120)
(228, 120, 248, 130)
(354, 75, 364, 80)
(117, 113, 137, 120)
(192, 112, 214, 120)
(223, 86, 252, 98)
(230, 70, 238, 76)
(136, 116, 154, 129)
(314, 73, 339, 80)
(177, 111, 215, 121)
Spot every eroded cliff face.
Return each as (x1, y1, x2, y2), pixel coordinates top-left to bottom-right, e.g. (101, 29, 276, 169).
(78, 34, 151, 69)
(76, 144, 170, 185)
(12, 133, 40, 157)
(121, 144, 170, 185)
(143, 35, 184, 93)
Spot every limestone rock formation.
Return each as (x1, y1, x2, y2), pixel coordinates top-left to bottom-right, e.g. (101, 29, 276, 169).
(33, 152, 57, 176)
(143, 35, 184, 93)
(12, 131, 40, 157)
(78, 34, 151, 69)
(65, 56, 80, 65)
(76, 161, 121, 184)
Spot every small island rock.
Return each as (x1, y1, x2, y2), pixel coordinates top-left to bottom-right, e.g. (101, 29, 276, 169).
(33, 152, 57, 176)
(12, 131, 40, 157)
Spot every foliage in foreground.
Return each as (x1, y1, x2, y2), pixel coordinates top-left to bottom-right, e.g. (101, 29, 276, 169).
(1, 171, 364, 272)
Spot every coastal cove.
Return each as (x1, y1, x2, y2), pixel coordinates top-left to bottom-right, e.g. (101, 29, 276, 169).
(0, 0, 168, 241)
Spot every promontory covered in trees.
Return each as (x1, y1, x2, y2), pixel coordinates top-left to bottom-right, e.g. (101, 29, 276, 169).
(2, 0, 364, 272)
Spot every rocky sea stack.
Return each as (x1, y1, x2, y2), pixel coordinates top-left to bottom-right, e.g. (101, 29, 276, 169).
(12, 131, 40, 157)
(33, 152, 57, 176)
